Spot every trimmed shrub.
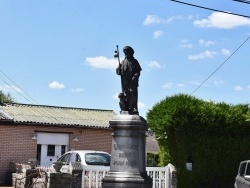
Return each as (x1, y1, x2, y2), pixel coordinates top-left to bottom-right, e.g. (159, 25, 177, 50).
(147, 93, 250, 187)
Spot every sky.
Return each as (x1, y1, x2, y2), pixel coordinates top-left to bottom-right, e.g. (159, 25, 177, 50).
(0, 0, 250, 118)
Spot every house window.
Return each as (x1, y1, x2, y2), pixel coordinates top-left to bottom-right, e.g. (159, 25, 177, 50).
(61, 145, 66, 155)
(47, 145, 55, 156)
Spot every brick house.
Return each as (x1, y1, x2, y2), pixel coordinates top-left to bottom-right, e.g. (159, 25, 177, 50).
(0, 102, 116, 184)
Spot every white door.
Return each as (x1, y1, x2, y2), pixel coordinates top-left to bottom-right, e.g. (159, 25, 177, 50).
(40, 145, 67, 166)
(37, 133, 69, 166)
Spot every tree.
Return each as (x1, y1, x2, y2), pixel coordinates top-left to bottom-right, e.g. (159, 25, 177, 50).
(0, 90, 14, 103)
(147, 93, 250, 187)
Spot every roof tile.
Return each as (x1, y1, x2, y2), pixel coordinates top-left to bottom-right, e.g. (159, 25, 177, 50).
(0, 103, 116, 129)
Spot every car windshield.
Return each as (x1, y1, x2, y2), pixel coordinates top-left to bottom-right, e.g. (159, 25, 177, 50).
(85, 153, 110, 166)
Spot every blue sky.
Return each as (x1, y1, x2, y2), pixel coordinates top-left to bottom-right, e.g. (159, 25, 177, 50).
(0, 0, 250, 118)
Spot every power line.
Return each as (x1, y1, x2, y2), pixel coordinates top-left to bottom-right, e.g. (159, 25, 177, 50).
(233, 0, 250, 5)
(170, 0, 250, 18)
(0, 74, 35, 104)
(0, 69, 40, 104)
(0, 69, 67, 124)
(191, 35, 250, 95)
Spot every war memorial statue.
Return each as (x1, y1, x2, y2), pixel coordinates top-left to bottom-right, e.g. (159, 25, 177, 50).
(102, 46, 152, 188)
(115, 46, 142, 115)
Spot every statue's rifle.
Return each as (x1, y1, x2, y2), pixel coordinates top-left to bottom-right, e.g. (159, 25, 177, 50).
(114, 45, 121, 68)
(114, 45, 124, 93)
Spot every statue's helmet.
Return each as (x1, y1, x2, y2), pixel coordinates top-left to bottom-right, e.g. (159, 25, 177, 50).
(123, 46, 134, 55)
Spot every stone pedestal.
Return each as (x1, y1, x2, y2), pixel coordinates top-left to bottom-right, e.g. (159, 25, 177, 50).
(102, 113, 152, 188)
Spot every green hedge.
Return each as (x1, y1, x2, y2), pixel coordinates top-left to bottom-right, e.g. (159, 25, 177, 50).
(147, 94, 250, 188)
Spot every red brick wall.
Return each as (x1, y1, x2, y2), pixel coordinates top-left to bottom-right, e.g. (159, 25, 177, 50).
(0, 124, 112, 184)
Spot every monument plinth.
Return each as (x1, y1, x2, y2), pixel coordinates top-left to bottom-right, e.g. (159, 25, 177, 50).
(102, 112, 152, 188)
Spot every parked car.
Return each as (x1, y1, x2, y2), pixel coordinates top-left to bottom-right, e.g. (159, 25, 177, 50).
(234, 160, 250, 188)
(53, 150, 111, 174)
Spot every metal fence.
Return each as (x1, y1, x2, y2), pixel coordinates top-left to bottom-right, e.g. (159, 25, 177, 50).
(82, 164, 177, 188)
(12, 164, 176, 188)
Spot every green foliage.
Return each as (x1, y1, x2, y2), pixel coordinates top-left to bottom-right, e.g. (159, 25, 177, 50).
(147, 153, 159, 167)
(0, 90, 14, 103)
(147, 93, 250, 187)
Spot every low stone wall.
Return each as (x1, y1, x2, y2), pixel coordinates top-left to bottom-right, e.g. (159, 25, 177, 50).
(12, 173, 45, 188)
(13, 172, 82, 188)
(12, 173, 25, 188)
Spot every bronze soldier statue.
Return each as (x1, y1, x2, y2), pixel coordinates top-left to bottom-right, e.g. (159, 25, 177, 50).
(115, 46, 142, 115)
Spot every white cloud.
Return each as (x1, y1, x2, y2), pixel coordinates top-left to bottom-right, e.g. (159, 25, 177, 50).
(179, 39, 193, 48)
(188, 15, 193, 20)
(166, 15, 183, 23)
(221, 49, 231, 56)
(138, 102, 146, 109)
(188, 50, 217, 60)
(180, 44, 193, 48)
(177, 83, 185, 87)
(143, 15, 164, 25)
(234, 85, 244, 91)
(153, 30, 164, 39)
(199, 39, 215, 47)
(71, 88, 84, 92)
(0, 86, 5, 92)
(146, 61, 161, 68)
(86, 56, 117, 69)
(247, 85, 250, 89)
(4, 85, 23, 93)
(163, 82, 185, 89)
(188, 77, 224, 88)
(143, 15, 183, 26)
(112, 92, 120, 100)
(188, 80, 210, 87)
(210, 77, 225, 86)
(49, 81, 65, 89)
(194, 12, 250, 29)
(163, 82, 173, 89)
(189, 81, 201, 86)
